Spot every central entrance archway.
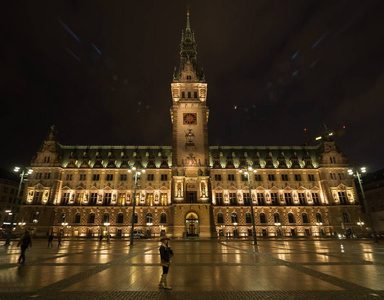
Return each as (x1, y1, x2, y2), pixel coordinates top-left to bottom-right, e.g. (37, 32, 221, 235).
(185, 212, 199, 237)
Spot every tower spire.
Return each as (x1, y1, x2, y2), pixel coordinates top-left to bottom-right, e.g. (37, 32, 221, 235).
(186, 9, 191, 32)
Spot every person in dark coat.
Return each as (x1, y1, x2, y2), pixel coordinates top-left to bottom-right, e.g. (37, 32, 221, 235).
(57, 234, 62, 247)
(17, 230, 32, 264)
(158, 236, 173, 289)
(47, 233, 54, 247)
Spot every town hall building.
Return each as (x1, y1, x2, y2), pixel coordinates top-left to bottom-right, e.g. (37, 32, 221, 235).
(18, 12, 361, 239)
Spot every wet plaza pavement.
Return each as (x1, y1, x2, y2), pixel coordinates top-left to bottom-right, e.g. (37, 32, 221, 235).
(0, 238, 383, 299)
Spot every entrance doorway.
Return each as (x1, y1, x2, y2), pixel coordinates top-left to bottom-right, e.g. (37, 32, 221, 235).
(185, 212, 199, 237)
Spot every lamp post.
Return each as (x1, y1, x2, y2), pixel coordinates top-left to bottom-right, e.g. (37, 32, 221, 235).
(4, 167, 33, 246)
(348, 167, 379, 244)
(316, 222, 323, 237)
(239, 166, 258, 245)
(128, 167, 145, 246)
(357, 218, 365, 236)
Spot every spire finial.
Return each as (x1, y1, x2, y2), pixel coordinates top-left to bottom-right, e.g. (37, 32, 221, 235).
(186, 6, 191, 32)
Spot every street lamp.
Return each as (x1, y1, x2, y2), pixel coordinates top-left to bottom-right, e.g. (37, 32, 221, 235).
(348, 167, 379, 244)
(239, 166, 258, 245)
(316, 222, 323, 237)
(4, 167, 33, 246)
(128, 167, 145, 246)
(357, 218, 365, 236)
(274, 222, 281, 237)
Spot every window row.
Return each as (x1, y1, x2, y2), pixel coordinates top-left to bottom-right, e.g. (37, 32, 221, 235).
(213, 174, 317, 182)
(181, 91, 198, 99)
(215, 192, 321, 206)
(35, 172, 51, 180)
(217, 212, 324, 224)
(63, 173, 168, 182)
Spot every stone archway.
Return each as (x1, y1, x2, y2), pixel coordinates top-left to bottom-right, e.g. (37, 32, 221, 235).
(185, 212, 199, 237)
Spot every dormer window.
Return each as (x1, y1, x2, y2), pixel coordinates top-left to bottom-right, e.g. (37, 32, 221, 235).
(188, 91, 191, 98)
(43, 156, 50, 163)
(182, 91, 185, 98)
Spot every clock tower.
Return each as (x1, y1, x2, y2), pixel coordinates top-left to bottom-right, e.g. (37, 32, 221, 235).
(170, 10, 213, 238)
(170, 10, 209, 170)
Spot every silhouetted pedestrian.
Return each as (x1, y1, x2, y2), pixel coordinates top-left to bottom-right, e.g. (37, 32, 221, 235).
(17, 230, 32, 264)
(106, 234, 111, 244)
(47, 233, 54, 247)
(158, 236, 173, 289)
(57, 235, 62, 247)
(99, 234, 103, 242)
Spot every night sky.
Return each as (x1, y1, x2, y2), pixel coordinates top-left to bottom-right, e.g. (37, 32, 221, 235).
(1, 0, 384, 172)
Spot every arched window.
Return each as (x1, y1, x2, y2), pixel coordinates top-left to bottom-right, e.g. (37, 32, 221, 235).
(231, 213, 238, 223)
(188, 91, 191, 98)
(88, 213, 95, 223)
(260, 213, 266, 223)
(117, 213, 124, 224)
(103, 213, 109, 223)
(274, 213, 280, 223)
(74, 213, 81, 223)
(302, 213, 309, 223)
(30, 211, 40, 223)
(217, 213, 224, 223)
(194, 91, 198, 98)
(316, 213, 322, 223)
(134, 213, 138, 223)
(342, 212, 350, 223)
(182, 91, 185, 98)
(288, 213, 295, 223)
(146, 213, 153, 223)
(245, 213, 252, 223)
(160, 213, 167, 223)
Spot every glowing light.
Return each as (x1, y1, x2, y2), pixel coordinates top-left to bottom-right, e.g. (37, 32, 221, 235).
(315, 136, 322, 141)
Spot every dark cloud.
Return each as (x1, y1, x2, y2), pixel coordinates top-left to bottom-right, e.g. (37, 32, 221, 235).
(1, 0, 383, 171)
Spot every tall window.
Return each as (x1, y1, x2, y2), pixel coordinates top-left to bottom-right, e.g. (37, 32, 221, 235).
(228, 174, 235, 181)
(312, 193, 320, 205)
(103, 213, 110, 223)
(66, 174, 73, 181)
(257, 193, 265, 205)
(161, 174, 168, 181)
(241, 174, 248, 181)
(274, 213, 280, 223)
(146, 193, 154, 206)
(229, 193, 237, 205)
(118, 193, 126, 205)
(308, 174, 315, 181)
(268, 174, 275, 181)
(104, 193, 112, 205)
(342, 212, 350, 223)
(194, 91, 198, 98)
(120, 174, 127, 181)
(245, 213, 252, 223)
(147, 174, 154, 181)
(34, 192, 43, 204)
(288, 213, 295, 223)
(294, 174, 302, 181)
(188, 91, 191, 98)
(160, 194, 168, 206)
(74, 213, 81, 223)
(243, 193, 250, 205)
(160, 213, 167, 223)
(134, 213, 138, 223)
(316, 213, 322, 223)
(182, 91, 185, 98)
(217, 213, 224, 223)
(79, 174, 87, 181)
(270, 193, 278, 205)
(62, 193, 70, 205)
(90, 193, 98, 205)
(93, 174, 100, 181)
(260, 213, 266, 223)
(216, 193, 223, 205)
(231, 213, 238, 223)
(284, 193, 293, 205)
(214, 174, 222, 181)
(254, 174, 262, 181)
(146, 213, 152, 223)
(106, 174, 114, 181)
(88, 213, 95, 223)
(117, 213, 124, 223)
(302, 213, 309, 223)
(44, 173, 51, 179)
(298, 193, 306, 205)
(338, 192, 348, 205)
(281, 174, 289, 181)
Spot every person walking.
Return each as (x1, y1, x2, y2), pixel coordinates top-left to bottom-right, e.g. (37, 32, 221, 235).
(99, 234, 103, 242)
(106, 233, 111, 244)
(17, 230, 32, 264)
(57, 234, 62, 247)
(47, 233, 54, 248)
(158, 236, 173, 289)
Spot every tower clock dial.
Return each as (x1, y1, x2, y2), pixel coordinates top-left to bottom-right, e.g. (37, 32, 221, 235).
(183, 113, 197, 125)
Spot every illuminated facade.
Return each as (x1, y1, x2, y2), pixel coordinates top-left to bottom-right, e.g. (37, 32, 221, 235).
(19, 12, 361, 238)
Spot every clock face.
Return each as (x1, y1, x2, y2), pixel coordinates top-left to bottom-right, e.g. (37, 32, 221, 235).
(183, 113, 197, 125)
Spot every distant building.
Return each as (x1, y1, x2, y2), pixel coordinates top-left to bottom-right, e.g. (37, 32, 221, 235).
(361, 169, 384, 233)
(0, 168, 22, 236)
(19, 11, 361, 239)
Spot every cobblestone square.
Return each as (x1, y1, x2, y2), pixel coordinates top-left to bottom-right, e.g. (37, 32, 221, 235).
(0, 238, 383, 299)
